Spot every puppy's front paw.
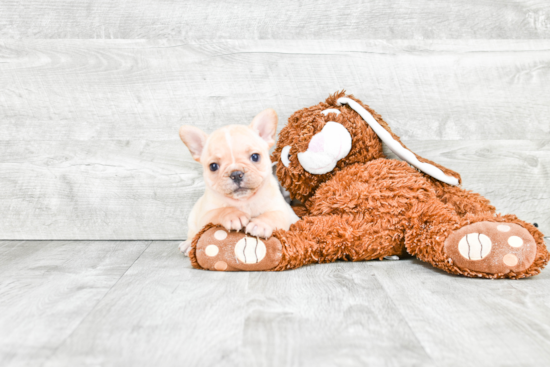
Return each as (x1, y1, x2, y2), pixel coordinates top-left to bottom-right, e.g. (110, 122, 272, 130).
(246, 218, 273, 238)
(221, 210, 250, 232)
(179, 240, 191, 256)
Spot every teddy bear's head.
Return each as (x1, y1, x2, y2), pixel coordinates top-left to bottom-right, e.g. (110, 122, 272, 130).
(272, 91, 461, 203)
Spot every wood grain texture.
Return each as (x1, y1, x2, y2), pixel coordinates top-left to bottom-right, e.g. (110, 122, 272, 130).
(42, 241, 251, 367)
(0, 0, 549, 39)
(1, 40, 550, 141)
(0, 140, 202, 239)
(241, 263, 433, 366)
(371, 258, 550, 365)
(1, 40, 549, 239)
(0, 240, 150, 367)
(0, 240, 548, 367)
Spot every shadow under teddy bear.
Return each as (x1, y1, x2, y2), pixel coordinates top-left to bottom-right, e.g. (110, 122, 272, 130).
(189, 91, 548, 279)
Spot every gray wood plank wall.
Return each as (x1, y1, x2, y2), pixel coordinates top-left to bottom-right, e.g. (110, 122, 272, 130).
(1, 5, 549, 240)
(1, 1, 550, 39)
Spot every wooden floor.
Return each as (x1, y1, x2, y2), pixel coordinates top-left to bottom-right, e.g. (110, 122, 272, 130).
(1, 240, 549, 367)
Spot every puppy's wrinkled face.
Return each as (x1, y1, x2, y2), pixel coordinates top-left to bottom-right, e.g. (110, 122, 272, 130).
(203, 126, 271, 199)
(180, 109, 278, 200)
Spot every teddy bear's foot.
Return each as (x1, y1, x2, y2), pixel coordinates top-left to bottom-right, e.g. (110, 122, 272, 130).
(444, 221, 537, 275)
(194, 226, 282, 271)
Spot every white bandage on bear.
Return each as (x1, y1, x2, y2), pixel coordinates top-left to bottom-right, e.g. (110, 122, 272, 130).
(297, 120, 352, 175)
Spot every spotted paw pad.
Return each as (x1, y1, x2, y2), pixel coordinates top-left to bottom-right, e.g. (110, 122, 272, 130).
(445, 221, 537, 275)
(194, 227, 282, 272)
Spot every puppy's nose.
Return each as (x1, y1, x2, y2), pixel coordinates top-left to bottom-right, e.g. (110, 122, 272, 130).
(230, 170, 244, 184)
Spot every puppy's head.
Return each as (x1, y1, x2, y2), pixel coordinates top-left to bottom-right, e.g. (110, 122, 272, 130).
(179, 109, 278, 200)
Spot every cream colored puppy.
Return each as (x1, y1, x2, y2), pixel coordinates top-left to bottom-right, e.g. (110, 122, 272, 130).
(178, 109, 299, 255)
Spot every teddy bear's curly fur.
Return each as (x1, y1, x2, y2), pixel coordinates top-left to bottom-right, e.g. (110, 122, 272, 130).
(189, 92, 548, 279)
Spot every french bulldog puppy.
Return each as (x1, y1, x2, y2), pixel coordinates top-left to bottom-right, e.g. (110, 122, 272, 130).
(178, 109, 300, 255)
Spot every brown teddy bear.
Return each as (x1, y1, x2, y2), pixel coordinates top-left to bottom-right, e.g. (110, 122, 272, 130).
(188, 92, 549, 279)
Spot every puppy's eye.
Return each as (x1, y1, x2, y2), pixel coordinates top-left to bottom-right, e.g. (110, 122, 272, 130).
(250, 153, 260, 162)
(209, 163, 219, 172)
(281, 146, 291, 167)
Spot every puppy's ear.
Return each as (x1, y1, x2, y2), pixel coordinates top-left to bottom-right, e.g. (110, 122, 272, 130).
(179, 125, 208, 162)
(249, 108, 278, 148)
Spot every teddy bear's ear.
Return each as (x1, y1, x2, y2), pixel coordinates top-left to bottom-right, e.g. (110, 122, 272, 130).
(338, 97, 461, 186)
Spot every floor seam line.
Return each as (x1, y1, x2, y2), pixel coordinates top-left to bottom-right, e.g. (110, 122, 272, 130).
(39, 240, 153, 367)
(371, 267, 436, 363)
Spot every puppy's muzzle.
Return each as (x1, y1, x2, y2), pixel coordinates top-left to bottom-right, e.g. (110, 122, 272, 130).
(230, 170, 244, 185)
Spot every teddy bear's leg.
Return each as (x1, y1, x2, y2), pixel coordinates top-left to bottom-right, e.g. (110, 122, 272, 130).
(189, 215, 407, 272)
(272, 214, 407, 270)
(404, 199, 549, 279)
(432, 181, 496, 217)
